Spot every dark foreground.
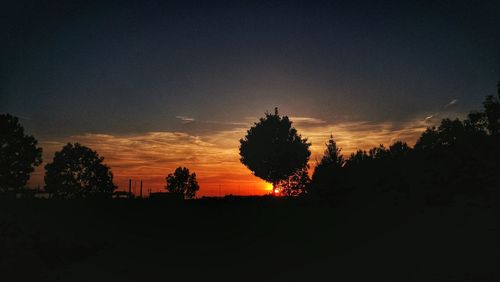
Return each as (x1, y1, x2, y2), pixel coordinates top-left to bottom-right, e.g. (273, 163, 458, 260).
(1, 195, 499, 282)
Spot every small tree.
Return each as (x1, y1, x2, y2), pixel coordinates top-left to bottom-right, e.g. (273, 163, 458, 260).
(483, 95, 500, 135)
(165, 167, 199, 199)
(318, 135, 344, 168)
(345, 150, 370, 168)
(0, 114, 42, 194)
(239, 108, 311, 194)
(44, 143, 117, 198)
(311, 135, 344, 197)
(467, 82, 500, 136)
(388, 141, 411, 159)
(368, 144, 390, 160)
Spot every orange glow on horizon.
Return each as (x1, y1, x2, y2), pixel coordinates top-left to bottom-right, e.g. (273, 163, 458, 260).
(27, 117, 429, 197)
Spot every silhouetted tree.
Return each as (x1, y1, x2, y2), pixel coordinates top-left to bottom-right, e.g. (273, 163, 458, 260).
(368, 144, 389, 159)
(385, 141, 413, 194)
(345, 150, 370, 168)
(468, 82, 500, 135)
(44, 143, 117, 198)
(278, 166, 310, 196)
(0, 114, 42, 194)
(482, 94, 500, 135)
(388, 141, 411, 159)
(319, 135, 344, 167)
(239, 108, 311, 194)
(310, 136, 345, 199)
(307, 82, 500, 205)
(166, 167, 199, 199)
(413, 111, 495, 199)
(414, 119, 480, 152)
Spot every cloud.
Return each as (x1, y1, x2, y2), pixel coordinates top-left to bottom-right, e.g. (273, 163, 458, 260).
(29, 116, 435, 196)
(424, 114, 435, 121)
(175, 116, 195, 124)
(204, 120, 248, 126)
(444, 99, 458, 108)
(12, 114, 32, 120)
(420, 98, 462, 125)
(30, 131, 265, 196)
(293, 118, 429, 162)
(289, 117, 327, 125)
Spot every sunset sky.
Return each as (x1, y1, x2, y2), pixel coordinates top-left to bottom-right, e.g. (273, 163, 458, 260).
(2, 1, 499, 196)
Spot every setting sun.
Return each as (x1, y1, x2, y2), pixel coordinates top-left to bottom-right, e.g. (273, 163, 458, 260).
(2, 1, 497, 280)
(264, 182, 274, 191)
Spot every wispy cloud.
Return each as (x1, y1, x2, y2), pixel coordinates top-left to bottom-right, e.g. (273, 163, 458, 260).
(175, 116, 195, 124)
(204, 120, 248, 126)
(289, 117, 327, 125)
(293, 118, 429, 162)
(31, 131, 265, 196)
(444, 99, 458, 108)
(29, 116, 435, 196)
(176, 115, 248, 127)
(424, 114, 435, 121)
(420, 98, 461, 124)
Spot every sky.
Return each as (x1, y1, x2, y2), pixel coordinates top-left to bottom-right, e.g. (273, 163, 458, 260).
(1, 0, 499, 196)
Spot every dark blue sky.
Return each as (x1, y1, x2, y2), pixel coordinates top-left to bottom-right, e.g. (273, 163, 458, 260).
(2, 0, 499, 138)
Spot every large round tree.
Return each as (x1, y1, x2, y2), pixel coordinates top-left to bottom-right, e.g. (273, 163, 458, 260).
(239, 108, 311, 194)
(0, 114, 42, 194)
(44, 143, 117, 199)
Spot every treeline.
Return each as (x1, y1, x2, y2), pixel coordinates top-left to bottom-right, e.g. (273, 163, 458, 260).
(1, 82, 499, 202)
(0, 117, 198, 199)
(309, 84, 500, 204)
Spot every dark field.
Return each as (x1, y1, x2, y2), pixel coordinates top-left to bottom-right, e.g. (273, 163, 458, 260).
(1, 195, 499, 282)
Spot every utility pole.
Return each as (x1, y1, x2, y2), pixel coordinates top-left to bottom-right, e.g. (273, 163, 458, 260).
(128, 179, 132, 198)
(140, 180, 143, 199)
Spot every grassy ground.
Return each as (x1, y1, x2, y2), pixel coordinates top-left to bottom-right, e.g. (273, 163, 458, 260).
(1, 195, 499, 281)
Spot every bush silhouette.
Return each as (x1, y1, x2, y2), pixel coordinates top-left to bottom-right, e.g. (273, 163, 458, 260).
(239, 108, 311, 194)
(44, 143, 117, 198)
(0, 114, 42, 194)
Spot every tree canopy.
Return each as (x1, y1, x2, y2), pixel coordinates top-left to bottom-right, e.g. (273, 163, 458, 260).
(278, 167, 310, 196)
(44, 143, 117, 198)
(310, 136, 345, 198)
(239, 108, 311, 193)
(310, 82, 500, 204)
(165, 167, 199, 199)
(0, 114, 42, 193)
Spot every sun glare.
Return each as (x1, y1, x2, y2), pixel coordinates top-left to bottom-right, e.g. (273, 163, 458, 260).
(265, 182, 274, 191)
